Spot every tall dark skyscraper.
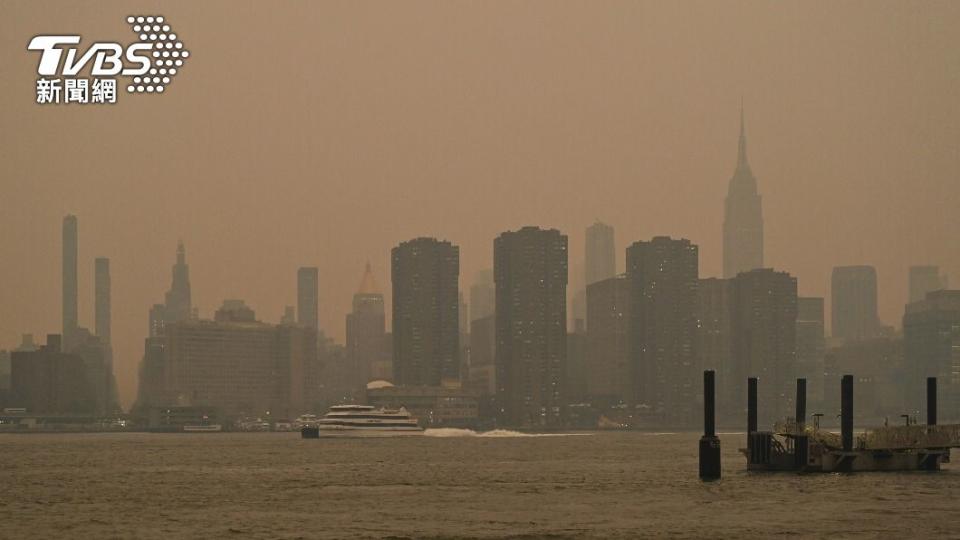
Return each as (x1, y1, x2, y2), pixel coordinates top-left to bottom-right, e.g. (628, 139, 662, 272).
(94, 257, 111, 344)
(831, 265, 879, 342)
(729, 269, 798, 428)
(165, 241, 192, 323)
(722, 107, 764, 279)
(297, 266, 319, 332)
(392, 237, 460, 387)
(346, 263, 386, 387)
(494, 227, 568, 428)
(149, 241, 194, 337)
(627, 236, 699, 426)
(585, 221, 615, 287)
(62, 215, 78, 345)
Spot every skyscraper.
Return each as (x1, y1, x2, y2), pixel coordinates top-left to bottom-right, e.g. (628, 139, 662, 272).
(165, 241, 192, 323)
(94, 257, 111, 344)
(831, 265, 879, 342)
(391, 237, 460, 387)
(903, 290, 960, 420)
(585, 221, 615, 286)
(909, 265, 949, 304)
(62, 215, 78, 345)
(722, 107, 764, 278)
(586, 275, 630, 405)
(729, 269, 798, 428)
(346, 263, 387, 387)
(149, 242, 194, 337)
(469, 269, 495, 322)
(796, 297, 826, 407)
(697, 277, 732, 411)
(494, 226, 568, 428)
(627, 236, 699, 426)
(297, 267, 319, 332)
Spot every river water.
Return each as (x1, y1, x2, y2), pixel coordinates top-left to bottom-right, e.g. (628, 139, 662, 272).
(2, 431, 958, 538)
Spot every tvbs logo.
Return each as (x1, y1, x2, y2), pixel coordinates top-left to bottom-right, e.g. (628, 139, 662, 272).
(28, 16, 189, 105)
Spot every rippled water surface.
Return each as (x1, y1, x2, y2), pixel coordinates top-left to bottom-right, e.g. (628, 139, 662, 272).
(2, 431, 958, 538)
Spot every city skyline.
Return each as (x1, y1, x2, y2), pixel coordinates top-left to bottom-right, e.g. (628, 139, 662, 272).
(2, 3, 959, 408)
(4, 4, 960, 538)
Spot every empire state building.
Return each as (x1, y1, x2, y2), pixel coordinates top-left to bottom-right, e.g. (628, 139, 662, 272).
(722, 108, 764, 278)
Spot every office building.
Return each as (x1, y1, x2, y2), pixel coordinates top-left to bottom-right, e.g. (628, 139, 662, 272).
(297, 266, 319, 332)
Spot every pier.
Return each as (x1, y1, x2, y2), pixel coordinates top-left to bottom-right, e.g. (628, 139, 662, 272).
(740, 374, 960, 473)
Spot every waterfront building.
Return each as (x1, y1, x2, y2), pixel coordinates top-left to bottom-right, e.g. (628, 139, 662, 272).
(627, 236, 699, 426)
(391, 237, 460, 387)
(494, 226, 568, 428)
(137, 301, 318, 419)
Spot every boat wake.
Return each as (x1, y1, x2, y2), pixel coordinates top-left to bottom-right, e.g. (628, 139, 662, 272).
(423, 428, 587, 438)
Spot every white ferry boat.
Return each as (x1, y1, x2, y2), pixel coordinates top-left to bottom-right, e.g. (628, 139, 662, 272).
(304, 405, 424, 437)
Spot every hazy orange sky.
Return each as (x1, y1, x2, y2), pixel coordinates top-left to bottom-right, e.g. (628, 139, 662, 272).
(1, 1, 958, 408)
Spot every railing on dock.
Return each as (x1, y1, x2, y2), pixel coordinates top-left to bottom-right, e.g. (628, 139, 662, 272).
(774, 420, 960, 451)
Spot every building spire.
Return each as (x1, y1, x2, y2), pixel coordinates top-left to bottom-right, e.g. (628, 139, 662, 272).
(357, 261, 380, 294)
(737, 98, 749, 170)
(176, 239, 185, 265)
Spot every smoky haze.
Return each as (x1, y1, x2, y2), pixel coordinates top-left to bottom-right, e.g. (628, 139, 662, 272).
(1, 1, 958, 409)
